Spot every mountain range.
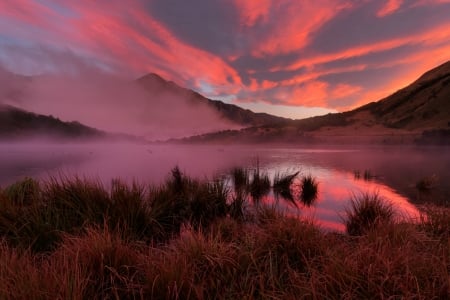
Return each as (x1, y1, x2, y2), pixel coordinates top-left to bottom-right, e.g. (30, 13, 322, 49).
(1, 61, 449, 144)
(181, 61, 450, 144)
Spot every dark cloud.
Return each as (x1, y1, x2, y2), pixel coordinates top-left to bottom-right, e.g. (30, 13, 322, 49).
(146, 0, 239, 56)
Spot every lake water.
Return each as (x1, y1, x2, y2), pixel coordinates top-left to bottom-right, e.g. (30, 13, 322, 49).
(1, 142, 449, 231)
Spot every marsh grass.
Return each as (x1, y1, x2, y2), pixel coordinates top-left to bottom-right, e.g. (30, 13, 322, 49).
(344, 192, 395, 236)
(363, 169, 375, 181)
(249, 166, 271, 201)
(3, 177, 40, 206)
(0, 170, 449, 298)
(230, 167, 249, 193)
(418, 205, 450, 239)
(299, 174, 318, 205)
(273, 171, 299, 202)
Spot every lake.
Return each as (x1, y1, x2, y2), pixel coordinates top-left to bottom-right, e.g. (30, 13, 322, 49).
(1, 142, 449, 231)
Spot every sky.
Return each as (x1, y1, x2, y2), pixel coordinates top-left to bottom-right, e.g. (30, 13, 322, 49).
(1, 0, 450, 119)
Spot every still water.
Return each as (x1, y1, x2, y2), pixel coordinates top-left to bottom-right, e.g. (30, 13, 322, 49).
(1, 143, 449, 231)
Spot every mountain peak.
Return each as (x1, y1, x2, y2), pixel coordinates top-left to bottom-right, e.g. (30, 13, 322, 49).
(135, 72, 290, 127)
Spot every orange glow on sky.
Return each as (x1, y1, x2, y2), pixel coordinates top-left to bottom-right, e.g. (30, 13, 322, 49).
(1, 0, 450, 119)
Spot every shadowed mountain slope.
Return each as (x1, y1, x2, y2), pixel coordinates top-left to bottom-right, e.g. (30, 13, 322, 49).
(0, 105, 105, 140)
(137, 73, 290, 127)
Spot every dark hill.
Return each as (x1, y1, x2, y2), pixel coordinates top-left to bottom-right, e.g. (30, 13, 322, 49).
(0, 105, 106, 140)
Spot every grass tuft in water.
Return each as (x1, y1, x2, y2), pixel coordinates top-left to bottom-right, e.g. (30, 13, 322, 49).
(299, 174, 318, 205)
(248, 159, 271, 201)
(231, 167, 249, 193)
(273, 171, 299, 202)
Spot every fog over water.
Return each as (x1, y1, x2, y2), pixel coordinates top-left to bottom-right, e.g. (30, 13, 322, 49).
(1, 142, 448, 231)
(0, 66, 238, 140)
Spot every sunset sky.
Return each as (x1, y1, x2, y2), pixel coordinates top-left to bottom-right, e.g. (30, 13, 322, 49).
(1, 0, 450, 119)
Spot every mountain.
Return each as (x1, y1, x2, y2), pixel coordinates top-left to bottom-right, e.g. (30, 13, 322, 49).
(0, 105, 106, 140)
(179, 61, 450, 144)
(137, 73, 290, 127)
(356, 61, 450, 130)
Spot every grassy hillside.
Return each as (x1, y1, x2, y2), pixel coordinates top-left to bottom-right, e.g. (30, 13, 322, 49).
(0, 105, 105, 139)
(181, 61, 450, 144)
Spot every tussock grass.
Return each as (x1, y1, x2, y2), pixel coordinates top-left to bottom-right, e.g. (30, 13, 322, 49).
(419, 205, 450, 239)
(273, 171, 299, 202)
(3, 177, 40, 206)
(0, 170, 449, 298)
(299, 174, 318, 205)
(230, 167, 249, 193)
(249, 168, 271, 201)
(344, 192, 395, 236)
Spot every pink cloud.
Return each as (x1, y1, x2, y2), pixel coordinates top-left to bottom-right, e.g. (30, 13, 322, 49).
(269, 22, 450, 74)
(286, 81, 329, 107)
(1, 0, 450, 117)
(234, 0, 352, 57)
(331, 84, 363, 99)
(377, 0, 404, 17)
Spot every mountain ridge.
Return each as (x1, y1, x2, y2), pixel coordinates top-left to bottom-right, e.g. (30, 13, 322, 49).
(137, 73, 291, 127)
(0, 105, 106, 140)
(177, 61, 450, 144)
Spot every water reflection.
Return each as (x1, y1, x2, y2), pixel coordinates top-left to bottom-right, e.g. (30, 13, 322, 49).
(251, 166, 419, 231)
(1, 143, 446, 231)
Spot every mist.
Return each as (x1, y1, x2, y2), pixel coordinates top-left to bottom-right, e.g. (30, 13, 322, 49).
(0, 65, 238, 140)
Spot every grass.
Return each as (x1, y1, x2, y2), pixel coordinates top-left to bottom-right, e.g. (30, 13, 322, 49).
(273, 171, 299, 202)
(230, 167, 249, 193)
(0, 171, 449, 298)
(248, 164, 271, 201)
(343, 192, 395, 236)
(353, 169, 376, 181)
(299, 174, 318, 205)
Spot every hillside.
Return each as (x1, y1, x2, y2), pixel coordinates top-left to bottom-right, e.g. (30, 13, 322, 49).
(0, 105, 106, 140)
(179, 61, 450, 144)
(137, 73, 290, 127)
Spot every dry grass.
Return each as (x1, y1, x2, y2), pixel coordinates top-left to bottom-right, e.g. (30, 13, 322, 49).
(0, 173, 449, 299)
(343, 192, 395, 236)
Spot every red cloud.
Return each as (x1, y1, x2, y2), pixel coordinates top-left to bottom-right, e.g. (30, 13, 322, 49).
(269, 22, 450, 74)
(1, 1, 242, 90)
(377, 0, 404, 17)
(234, 0, 352, 56)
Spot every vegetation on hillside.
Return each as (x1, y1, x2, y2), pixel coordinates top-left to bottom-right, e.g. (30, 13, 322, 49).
(0, 106, 105, 139)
